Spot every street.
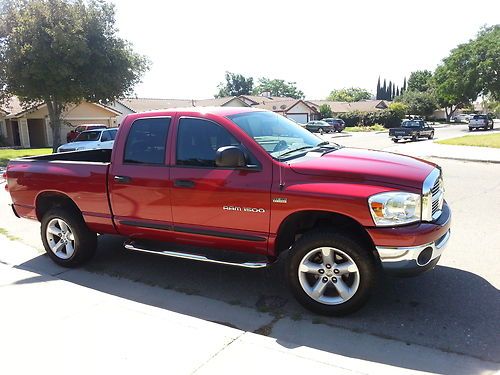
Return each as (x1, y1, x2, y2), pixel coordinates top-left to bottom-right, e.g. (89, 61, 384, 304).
(325, 122, 500, 151)
(1, 125, 499, 373)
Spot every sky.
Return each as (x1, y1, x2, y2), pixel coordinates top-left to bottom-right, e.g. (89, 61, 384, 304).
(112, 0, 500, 100)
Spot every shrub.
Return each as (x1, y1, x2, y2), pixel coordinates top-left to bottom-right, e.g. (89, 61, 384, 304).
(318, 104, 333, 119)
(338, 110, 402, 129)
(338, 111, 365, 127)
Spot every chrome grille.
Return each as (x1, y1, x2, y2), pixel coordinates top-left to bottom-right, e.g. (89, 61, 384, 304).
(431, 175, 444, 218)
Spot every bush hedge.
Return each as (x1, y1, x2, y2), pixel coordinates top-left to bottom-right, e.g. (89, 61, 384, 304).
(337, 110, 402, 129)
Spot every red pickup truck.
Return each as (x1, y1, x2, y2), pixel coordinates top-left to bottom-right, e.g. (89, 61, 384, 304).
(5, 107, 451, 315)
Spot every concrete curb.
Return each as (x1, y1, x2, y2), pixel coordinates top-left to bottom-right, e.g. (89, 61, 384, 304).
(430, 156, 500, 164)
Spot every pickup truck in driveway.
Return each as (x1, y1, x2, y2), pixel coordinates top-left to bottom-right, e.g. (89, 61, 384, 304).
(468, 114, 494, 131)
(5, 107, 451, 315)
(389, 119, 435, 142)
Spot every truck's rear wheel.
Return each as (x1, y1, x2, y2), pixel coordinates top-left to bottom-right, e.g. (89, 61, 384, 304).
(287, 231, 377, 316)
(41, 208, 97, 267)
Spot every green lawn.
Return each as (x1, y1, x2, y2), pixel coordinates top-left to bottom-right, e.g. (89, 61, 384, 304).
(0, 148, 52, 166)
(436, 133, 500, 148)
(344, 124, 386, 132)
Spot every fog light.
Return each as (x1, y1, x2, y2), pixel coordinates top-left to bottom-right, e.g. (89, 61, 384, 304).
(417, 247, 433, 266)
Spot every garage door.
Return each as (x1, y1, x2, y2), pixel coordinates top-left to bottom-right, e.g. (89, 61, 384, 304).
(287, 114, 308, 124)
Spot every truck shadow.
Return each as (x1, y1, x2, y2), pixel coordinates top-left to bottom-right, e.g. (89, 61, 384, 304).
(17, 234, 500, 374)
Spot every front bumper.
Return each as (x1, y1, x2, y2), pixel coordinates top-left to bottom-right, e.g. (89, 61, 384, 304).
(370, 201, 451, 276)
(376, 230, 450, 276)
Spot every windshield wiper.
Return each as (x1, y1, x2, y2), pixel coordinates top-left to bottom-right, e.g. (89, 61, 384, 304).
(278, 146, 315, 159)
(316, 141, 330, 146)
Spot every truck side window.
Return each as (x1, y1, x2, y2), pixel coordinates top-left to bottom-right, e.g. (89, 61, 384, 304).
(101, 131, 111, 142)
(124, 118, 170, 165)
(176, 118, 239, 167)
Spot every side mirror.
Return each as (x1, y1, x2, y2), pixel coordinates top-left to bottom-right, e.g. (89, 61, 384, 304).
(215, 146, 247, 168)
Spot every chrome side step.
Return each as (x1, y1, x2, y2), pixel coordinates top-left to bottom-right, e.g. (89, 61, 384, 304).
(124, 241, 269, 269)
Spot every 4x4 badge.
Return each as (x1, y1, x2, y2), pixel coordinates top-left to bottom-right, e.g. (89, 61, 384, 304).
(273, 198, 287, 204)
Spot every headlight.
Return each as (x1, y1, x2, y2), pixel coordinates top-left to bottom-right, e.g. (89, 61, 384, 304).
(368, 192, 421, 226)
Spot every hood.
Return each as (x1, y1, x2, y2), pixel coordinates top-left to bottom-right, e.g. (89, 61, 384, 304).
(289, 147, 435, 190)
(59, 141, 95, 150)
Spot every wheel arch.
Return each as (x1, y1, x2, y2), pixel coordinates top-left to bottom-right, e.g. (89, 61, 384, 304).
(35, 191, 82, 221)
(275, 210, 379, 260)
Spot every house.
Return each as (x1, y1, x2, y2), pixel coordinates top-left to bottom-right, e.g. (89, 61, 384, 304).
(111, 95, 321, 124)
(0, 97, 121, 147)
(110, 96, 250, 124)
(307, 100, 390, 114)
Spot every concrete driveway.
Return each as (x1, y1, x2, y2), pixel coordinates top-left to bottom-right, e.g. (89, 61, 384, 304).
(1, 131, 499, 372)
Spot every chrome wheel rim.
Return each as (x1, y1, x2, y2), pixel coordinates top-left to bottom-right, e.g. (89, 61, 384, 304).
(298, 247, 360, 305)
(46, 218, 75, 260)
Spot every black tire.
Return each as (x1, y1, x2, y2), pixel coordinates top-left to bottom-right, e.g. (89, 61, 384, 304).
(428, 132, 434, 139)
(41, 207, 97, 267)
(392, 138, 399, 143)
(411, 135, 417, 141)
(469, 127, 473, 131)
(287, 230, 378, 316)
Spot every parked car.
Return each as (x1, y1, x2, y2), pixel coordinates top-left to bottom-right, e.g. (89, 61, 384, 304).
(468, 114, 494, 131)
(322, 118, 346, 132)
(66, 124, 108, 142)
(451, 114, 469, 123)
(305, 120, 334, 134)
(57, 128, 118, 152)
(5, 107, 450, 316)
(389, 119, 434, 142)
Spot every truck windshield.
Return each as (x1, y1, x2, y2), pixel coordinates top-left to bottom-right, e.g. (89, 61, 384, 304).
(228, 111, 327, 159)
(74, 131, 102, 142)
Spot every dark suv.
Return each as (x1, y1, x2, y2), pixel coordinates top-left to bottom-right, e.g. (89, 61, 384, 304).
(322, 118, 346, 133)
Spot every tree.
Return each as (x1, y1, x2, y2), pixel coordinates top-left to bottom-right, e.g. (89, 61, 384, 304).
(318, 103, 332, 119)
(388, 102, 408, 119)
(0, 0, 149, 151)
(327, 87, 371, 102)
(252, 78, 304, 99)
(388, 81, 393, 100)
(402, 77, 407, 93)
(382, 79, 387, 100)
(433, 25, 499, 120)
(407, 70, 433, 92)
(468, 25, 499, 100)
(215, 71, 253, 98)
(376, 77, 381, 100)
(433, 41, 478, 121)
(395, 90, 437, 118)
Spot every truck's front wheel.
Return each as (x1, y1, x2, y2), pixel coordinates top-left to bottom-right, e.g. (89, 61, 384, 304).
(287, 231, 377, 316)
(41, 208, 97, 267)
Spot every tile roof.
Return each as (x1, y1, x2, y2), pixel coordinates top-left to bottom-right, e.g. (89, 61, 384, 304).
(239, 95, 297, 105)
(118, 98, 194, 112)
(308, 100, 390, 113)
(0, 97, 39, 116)
(118, 96, 251, 112)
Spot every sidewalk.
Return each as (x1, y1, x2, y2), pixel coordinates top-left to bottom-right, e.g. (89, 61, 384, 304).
(1, 235, 498, 375)
(386, 141, 500, 163)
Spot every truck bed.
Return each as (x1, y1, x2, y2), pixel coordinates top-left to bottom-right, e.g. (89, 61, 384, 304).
(23, 148, 112, 163)
(6, 149, 116, 234)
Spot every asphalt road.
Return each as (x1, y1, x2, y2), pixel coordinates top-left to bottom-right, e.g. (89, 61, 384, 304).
(324, 122, 500, 151)
(1, 127, 499, 367)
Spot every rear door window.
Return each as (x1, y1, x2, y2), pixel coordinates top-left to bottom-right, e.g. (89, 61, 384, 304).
(124, 118, 171, 165)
